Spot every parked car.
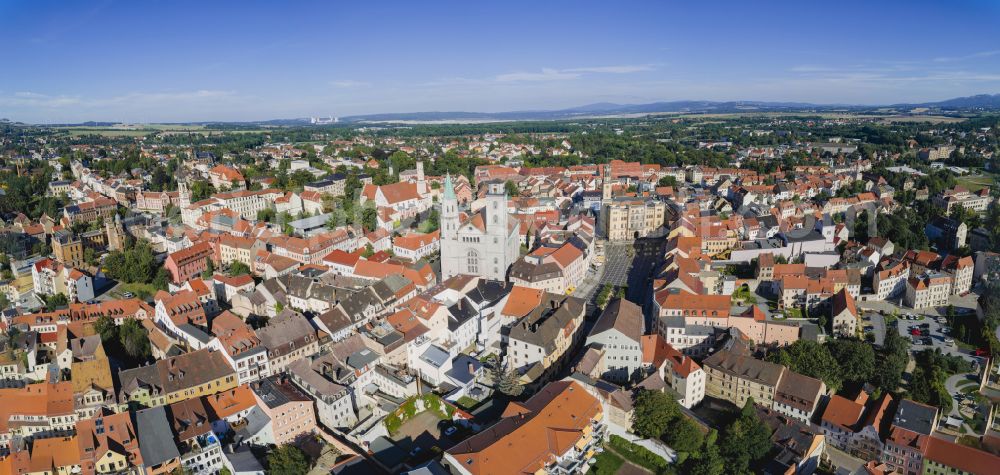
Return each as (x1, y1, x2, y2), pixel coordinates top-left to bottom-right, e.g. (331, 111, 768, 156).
(944, 338, 955, 345)
(444, 426, 458, 437)
(122, 291, 134, 298)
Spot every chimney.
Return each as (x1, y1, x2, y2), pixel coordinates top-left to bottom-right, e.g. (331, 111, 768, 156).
(468, 362, 475, 374)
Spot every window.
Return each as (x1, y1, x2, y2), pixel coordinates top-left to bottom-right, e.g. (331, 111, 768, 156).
(467, 249, 479, 274)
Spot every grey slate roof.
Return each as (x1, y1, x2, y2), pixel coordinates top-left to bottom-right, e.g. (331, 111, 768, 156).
(135, 406, 181, 466)
(892, 399, 938, 435)
(589, 298, 643, 342)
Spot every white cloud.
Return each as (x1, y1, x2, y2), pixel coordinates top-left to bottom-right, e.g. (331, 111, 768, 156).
(933, 50, 1000, 63)
(565, 64, 655, 74)
(496, 68, 581, 82)
(330, 80, 370, 88)
(495, 64, 654, 82)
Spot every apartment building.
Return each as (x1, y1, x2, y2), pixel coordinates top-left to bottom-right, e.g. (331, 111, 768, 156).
(873, 259, 910, 301)
(164, 241, 215, 285)
(932, 186, 992, 214)
(703, 348, 785, 408)
(444, 380, 605, 475)
(0, 382, 77, 448)
(209, 311, 270, 384)
(904, 272, 951, 309)
(255, 311, 319, 373)
(585, 299, 644, 384)
(218, 234, 263, 269)
(252, 374, 318, 446)
(505, 294, 586, 388)
(641, 334, 706, 408)
(819, 390, 893, 462)
(881, 399, 938, 475)
(117, 349, 238, 409)
(601, 197, 666, 241)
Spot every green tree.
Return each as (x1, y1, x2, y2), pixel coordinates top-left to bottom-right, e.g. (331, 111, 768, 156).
(190, 180, 215, 201)
(825, 339, 876, 386)
(94, 315, 118, 343)
(872, 330, 910, 393)
(658, 175, 678, 187)
(118, 317, 151, 360)
(631, 389, 680, 439)
(266, 444, 310, 475)
(767, 340, 842, 391)
(104, 240, 159, 284)
(683, 440, 725, 475)
(491, 363, 524, 397)
(228, 261, 251, 277)
(663, 415, 704, 454)
(718, 400, 773, 474)
(201, 259, 216, 279)
(504, 180, 519, 197)
(360, 202, 378, 232)
(43, 293, 69, 311)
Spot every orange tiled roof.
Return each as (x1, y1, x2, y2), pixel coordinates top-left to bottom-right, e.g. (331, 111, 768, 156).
(445, 381, 601, 474)
(502, 286, 544, 318)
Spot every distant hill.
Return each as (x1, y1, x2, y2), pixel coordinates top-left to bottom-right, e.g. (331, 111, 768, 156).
(337, 100, 864, 123)
(32, 93, 1000, 126)
(909, 94, 1000, 109)
(335, 94, 1000, 123)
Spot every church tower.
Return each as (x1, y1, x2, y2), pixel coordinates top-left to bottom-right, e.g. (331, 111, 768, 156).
(485, 182, 508, 236)
(416, 161, 426, 196)
(441, 173, 459, 239)
(106, 214, 125, 251)
(178, 181, 191, 208)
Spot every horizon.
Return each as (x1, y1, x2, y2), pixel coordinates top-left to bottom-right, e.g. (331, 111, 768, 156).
(2, 0, 1000, 123)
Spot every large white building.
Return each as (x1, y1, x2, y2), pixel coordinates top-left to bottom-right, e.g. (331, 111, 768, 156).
(439, 176, 520, 281)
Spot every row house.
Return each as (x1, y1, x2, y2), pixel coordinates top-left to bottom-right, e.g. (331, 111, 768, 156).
(117, 348, 238, 409)
(255, 311, 319, 374)
(209, 311, 270, 384)
(819, 388, 893, 462)
(164, 241, 215, 285)
(0, 382, 77, 448)
(641, 334, 706, 408)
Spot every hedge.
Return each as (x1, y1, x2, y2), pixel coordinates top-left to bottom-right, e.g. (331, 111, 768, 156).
(608, 435, 670, 473)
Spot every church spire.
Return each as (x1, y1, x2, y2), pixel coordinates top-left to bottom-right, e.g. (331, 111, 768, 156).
(443, 173, 456, 201)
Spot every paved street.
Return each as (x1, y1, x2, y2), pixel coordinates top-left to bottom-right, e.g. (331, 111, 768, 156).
(598, 242, 633, 288)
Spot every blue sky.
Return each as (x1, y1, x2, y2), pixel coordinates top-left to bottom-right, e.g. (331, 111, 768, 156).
(1, 0, 999, 123)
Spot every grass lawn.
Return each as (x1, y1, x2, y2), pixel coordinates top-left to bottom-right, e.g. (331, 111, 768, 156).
(956, 175, 995, 193)
(590, 450, 625, 475)
(456, 396, 480, 410)
(784, 307, 805, 319)
(117, 282, 160, 299)
(960, 384, 980, 394)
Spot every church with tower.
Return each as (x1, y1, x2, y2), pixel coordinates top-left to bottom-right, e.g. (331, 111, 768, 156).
(439, 175, 520, 281)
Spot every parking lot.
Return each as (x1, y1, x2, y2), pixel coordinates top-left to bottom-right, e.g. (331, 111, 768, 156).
(861, 311, 886, 346)
(892, 312, 973, 361)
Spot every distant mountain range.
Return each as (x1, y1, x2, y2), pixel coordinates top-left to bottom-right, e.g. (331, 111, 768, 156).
(28, 93, 1000, 127)
(330, 93, 1000, 123)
